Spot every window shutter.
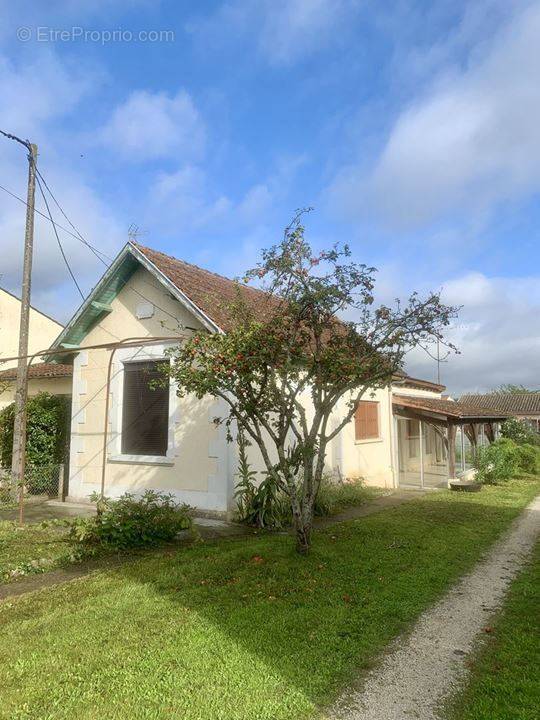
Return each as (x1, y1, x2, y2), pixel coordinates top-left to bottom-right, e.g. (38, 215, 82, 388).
(355, 401, 379, 440)
(121, 360, 170, 456)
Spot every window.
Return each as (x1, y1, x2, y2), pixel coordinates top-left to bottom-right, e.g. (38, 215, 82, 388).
(121, 360, 170, 456)
(354, 401, 379, 441)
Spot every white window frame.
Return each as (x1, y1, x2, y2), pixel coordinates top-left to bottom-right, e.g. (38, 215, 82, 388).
(108, 342, 179, 465)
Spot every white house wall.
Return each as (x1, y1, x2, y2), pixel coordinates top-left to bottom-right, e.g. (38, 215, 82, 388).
(67, 266, 231, 512)
(65, 263, 445, 510)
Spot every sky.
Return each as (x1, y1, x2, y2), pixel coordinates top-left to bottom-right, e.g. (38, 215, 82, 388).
(0, 0, 538, 394)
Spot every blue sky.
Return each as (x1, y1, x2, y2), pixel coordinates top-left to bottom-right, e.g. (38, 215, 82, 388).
(0, 0, 539, 393)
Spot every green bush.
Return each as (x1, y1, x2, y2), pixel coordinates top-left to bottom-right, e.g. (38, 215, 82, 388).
(0, 393, 69, 468)
(473, 439, 519, 484)
(313, 476, 370, 517)
(235, 466, 369, 529)
(500, 418, 540, 446)
(514, 444, 540, 474)
(67, 490, 192, 552)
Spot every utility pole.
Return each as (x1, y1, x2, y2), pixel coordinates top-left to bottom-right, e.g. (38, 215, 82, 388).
(0, 131, 38, 524)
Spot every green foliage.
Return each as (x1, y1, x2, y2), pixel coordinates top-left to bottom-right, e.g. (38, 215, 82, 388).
(313, 476, 371, 517)
(473, 439, 519, 484)
(235, 454, 369, 529)
(0, 392, 69, 469)
(492, 383, 538, 394)
(168, 211, 458, 552)
(514, 443, 540, 474)
(501, 417, 540, 446)
(66, 490, 192, 552)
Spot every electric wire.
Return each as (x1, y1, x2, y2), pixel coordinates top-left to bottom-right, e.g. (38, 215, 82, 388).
(35, 167, 111, 266)
(0, 173, 196, 329)
(0, 181, 110, 258)
(35, 172, 85, 300)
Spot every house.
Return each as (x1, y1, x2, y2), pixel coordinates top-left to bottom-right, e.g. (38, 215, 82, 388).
(460, 393, 540, 434)
(0, 287, 71, 410)
(45, 242, 506, 513)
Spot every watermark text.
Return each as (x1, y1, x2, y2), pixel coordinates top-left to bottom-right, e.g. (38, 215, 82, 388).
(17, 27, 175, 44)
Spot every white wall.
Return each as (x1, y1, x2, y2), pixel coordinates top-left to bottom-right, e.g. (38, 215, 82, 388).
(67, 266, 234, 512)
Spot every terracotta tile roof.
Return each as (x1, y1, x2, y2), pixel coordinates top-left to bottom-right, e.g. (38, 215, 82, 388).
(393, 371, 445, 393)
(134, 243, 279, 332)
(0, 363, 73, 381)
(393, 394, 509, 420)
(460, 393, 540, 416)
(135, 244, 450, 394)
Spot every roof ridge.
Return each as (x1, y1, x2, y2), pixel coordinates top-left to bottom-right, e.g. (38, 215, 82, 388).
(132, 242, 269, 299)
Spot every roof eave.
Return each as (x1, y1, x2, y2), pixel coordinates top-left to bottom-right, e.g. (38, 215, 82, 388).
(129, 243, 222, 335)
(47, 243, 224, 362)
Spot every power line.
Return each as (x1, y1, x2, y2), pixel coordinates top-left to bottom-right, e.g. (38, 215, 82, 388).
(0, 129, 30, 150)
(35, 167, 111, 266)
(1, 174, 194, 328)
(35, 173, 84, 300)
(0, 180, 110, 262)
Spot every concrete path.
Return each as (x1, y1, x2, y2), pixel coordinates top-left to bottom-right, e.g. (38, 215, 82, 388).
(329, 494, 540, 720)
(0, 500, 96, 523)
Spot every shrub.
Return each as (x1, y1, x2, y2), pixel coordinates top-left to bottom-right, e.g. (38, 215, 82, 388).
(473, 440, 519, 485)
(67, 490, 192, 552)
(0, 393, 70, 468)
(235, 452, 369, 529)
(500, 418, 540, 446)
(514, 443, 540, 474)
(313, 476, 370, 517)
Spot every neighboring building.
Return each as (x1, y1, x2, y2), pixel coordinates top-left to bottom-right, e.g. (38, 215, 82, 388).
(460, 393, 540, 433)
(0, 288, 69, 410)
(46, 242, 506, 513)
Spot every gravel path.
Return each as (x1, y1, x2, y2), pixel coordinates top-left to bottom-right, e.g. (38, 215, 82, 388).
(329, 493, 540, 720)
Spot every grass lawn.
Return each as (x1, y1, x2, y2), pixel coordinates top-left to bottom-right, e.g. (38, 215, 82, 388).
(0, 477, 538, 720)
(449, 538, 540, 720)
(0, 520, 70, 582)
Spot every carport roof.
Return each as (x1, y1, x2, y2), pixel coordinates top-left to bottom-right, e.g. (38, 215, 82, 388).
(392, 394, 509, 423)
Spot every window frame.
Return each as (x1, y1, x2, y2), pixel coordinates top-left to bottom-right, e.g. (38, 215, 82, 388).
(108, 343, 178, 466)
(354, 399, 381, 444)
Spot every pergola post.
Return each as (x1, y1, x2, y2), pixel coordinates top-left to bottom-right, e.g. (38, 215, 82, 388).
(447, 422, 456, 479)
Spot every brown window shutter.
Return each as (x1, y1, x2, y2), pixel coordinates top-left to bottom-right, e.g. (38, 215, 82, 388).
(121, 360, 170, 456)
(355, 401, 379, 440)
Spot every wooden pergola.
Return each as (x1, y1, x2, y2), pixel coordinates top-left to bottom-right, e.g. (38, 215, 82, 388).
(392, 394, 509, 479)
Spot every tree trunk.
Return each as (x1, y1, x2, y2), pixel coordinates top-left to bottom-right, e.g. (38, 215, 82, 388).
(294, 516, 312, 554)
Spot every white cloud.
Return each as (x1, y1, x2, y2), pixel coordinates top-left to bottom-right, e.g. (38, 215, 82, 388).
(99, 89, 205, 162)
(0, 52, 96, 137)
(148, 165, 231, 229)
(404, 272, 540, 394)
(188, 0, 359, 66)
(332, 1, 540, 227)
(0, 49, 123, 320)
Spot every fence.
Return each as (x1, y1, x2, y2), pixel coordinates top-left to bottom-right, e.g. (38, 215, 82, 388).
(0, 463, 66, 507)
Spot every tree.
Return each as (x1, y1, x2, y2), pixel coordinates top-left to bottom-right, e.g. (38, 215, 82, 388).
(491, 383, 539, 394)
(168, 212, 458, 553)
